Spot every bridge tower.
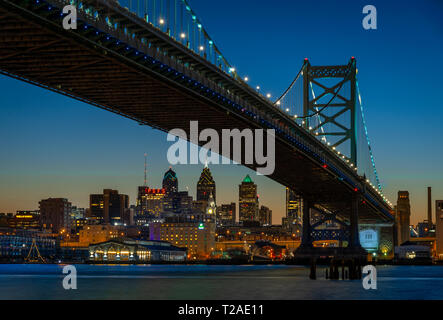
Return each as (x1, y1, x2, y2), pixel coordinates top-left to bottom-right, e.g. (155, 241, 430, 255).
(295, 58, 366, 262)
(302, 58, 358, 165)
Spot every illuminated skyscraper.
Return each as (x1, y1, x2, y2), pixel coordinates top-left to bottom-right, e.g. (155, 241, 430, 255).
(136, 186, 166, 217)
(283, 188, 302, 231)
(239, 175, 259, 223)
(197, 165, 216, 203)
(162, 167, 178, 195)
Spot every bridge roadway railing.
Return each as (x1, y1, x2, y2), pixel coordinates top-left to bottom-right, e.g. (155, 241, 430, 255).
(9, 0, 392, 219)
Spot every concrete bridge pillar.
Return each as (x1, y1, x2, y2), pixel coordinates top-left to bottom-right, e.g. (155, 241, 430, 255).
(300, 198, 313, 247)
(349, 194, 362, 249)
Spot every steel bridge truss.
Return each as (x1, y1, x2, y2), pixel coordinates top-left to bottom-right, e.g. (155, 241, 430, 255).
(303, 60, 358, 165)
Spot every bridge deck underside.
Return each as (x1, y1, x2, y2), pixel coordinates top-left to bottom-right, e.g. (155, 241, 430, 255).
(0, 4, 387, 223)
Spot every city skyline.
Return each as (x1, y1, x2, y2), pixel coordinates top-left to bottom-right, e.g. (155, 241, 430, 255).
(0, 161, 281, 223)
(1, 0, 443, 225)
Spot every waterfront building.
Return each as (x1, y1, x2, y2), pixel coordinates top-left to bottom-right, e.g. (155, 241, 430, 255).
(396, 191, 411, 245)
(88, 238, 187, 262)
(239, 175, 259, 223)
(0, 228, 56, 261)
(89, 189, 129, 225)
(216, 225, 293, 243)
(149, 221, 216, 258)
(394, 241, 432, 262)
(78, 224, 126, 246)
(416, 221, 434, 238)
(39, 198, 72, 233)
(8, 211, 40, 229)
(217, 203, 236, 226)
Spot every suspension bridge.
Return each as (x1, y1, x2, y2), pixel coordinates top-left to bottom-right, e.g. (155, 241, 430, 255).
(0, 0, 394, 260)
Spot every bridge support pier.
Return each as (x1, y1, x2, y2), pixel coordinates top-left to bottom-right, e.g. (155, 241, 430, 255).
(350, 194, 361, 249)
(300, 198, 313, 248)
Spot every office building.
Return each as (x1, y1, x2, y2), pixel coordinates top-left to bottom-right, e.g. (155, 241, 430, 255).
(162, 167, 178, 194)
(283, 188, 302, 232)
(39, 198, 72, 233)
(89, 189, 129, 225)
(217, 203, 236, 226)
(239, 175, 259, 223)
(259, 205, 272, 226)
(136, 186, 166, 217)
(163, 191, 193, 214)
(8, 211, 40, 230)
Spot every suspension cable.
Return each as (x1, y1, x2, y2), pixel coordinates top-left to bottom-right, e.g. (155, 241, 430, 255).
(273, 65, 303, 104)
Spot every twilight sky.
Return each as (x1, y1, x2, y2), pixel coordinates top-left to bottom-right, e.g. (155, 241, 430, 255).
(0, 0, 442, 224)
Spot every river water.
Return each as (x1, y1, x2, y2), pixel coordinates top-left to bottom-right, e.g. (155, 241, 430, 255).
(0, 264, 442, 300)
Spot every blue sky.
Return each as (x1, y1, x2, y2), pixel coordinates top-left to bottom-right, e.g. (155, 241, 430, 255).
(0, 0, 442, 224)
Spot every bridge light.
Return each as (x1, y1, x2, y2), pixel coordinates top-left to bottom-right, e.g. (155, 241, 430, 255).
(354, 188, 358, 192)
(286, 108, 290, 112)
(199, 46, 204, 51)
(266, 93, 271, 98)
(180, 33, 186, 38)
(244, 77, 249, 82)
(256, 86, 260, 90)
(159, 18, 165, 25)
(294, 115, 298, 119)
